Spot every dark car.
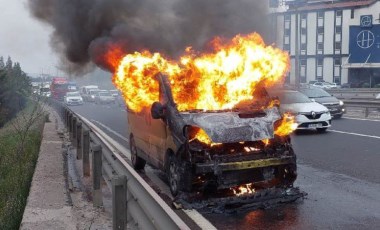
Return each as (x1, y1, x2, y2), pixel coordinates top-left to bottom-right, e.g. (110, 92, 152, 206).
(298, 87, 345, 118)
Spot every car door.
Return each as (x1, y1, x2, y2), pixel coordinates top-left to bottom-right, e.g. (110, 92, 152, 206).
(128, 108, 150, 161)
(146, 109, 167, 168)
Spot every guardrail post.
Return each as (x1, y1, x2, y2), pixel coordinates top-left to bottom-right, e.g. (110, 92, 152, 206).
(112, 176, 127, 230)
(69, 113, 73, 133)
(72, 117, 77, 144)
(76, 122, 82, 159)
(64, 110, 68, 125)
(92, 144, 103, 207)
(66, 111, 70, 129)
(365, 108, 369, 117)
(82, 129, 90, 177)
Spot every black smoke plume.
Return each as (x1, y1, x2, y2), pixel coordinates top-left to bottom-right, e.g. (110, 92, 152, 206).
(28, 0, 272, 74)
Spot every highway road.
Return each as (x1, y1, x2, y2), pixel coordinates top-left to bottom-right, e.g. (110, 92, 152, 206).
(69, 102, 380, 229)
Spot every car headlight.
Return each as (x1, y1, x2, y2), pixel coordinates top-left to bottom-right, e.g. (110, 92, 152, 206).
(91, 95, 95, 98)
(339, 100, 344, 106)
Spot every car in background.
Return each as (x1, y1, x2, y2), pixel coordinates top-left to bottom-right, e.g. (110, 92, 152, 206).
(376, 93, 380, 100)
(81, 85, 99, 101)
(109, 90, 119, 99)
(64, 91, 83, 106)
(270, 89, 332, 132)
(87, 89, 100, 102)
(94, 90, 115, 104)
(39, 87, 51, 97)
(298, 87, 345, 118)
(312, 82, 338, 89)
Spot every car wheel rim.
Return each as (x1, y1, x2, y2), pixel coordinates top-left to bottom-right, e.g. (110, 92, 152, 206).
(169, 161, 179, 193)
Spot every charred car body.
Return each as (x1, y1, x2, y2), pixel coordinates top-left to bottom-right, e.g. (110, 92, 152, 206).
(128, 74, 298, 197)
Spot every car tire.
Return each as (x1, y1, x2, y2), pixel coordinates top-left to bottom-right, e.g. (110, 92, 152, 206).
(130, 136, 146, 170)
(335, 114, 343, 119)
(316, 128, 327, 133)
(168, 154, 180, 196)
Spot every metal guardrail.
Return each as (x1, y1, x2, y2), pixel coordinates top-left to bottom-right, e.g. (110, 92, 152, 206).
(342, 99, 380, 117)
(50, 99, 190, 230)
(326, 89, 380, 100)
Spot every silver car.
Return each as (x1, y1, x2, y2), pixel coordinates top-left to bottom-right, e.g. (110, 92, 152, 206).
(94, 91, 115, 104)
(270, 90, 332, 132)
(64, 91, 83, 106)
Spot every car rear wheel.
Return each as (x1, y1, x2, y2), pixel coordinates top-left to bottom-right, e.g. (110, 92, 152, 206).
(130, 136, 146, 170)
(317, 128, 327, 133)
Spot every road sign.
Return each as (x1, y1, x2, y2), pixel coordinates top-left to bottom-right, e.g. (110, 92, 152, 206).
(349, 25, 380, 63)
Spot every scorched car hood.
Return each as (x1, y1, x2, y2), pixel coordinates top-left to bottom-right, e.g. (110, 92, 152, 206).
(180, 107, 281, 143)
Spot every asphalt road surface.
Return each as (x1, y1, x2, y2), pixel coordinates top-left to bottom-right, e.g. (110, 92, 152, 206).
(69, 102, 380, 229)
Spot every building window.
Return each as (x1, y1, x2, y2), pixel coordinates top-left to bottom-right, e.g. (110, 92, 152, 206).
(283, 44, 290, 51)
(335, 26, 342, 34)
(318, 11, 324, 18)
(301, 13, 307, 20)
(351, 9, 355, 19)
(317, 58, 323, 66)
(317, 27, 324, 34)
(317, 43, 324, 51)
(335, 41, 341, 50)
(301, 27, 307, 35)
(300, 59, 307, 83)
(285, 14, 291, 21)
(284, 36, 290, 44)
(334, 58, 341, 66)
(285, 20, 290, 29)
(285, 28, 290, 36)
(301, 43, 307, 51)
(336, 10, 342, 17)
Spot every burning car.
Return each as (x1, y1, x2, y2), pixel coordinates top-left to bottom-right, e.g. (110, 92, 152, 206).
(129, 74, 297, 196)
(110, 33, 305, 206)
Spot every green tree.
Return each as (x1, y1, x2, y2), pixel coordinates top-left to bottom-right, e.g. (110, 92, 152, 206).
(0, 56, 31, 127)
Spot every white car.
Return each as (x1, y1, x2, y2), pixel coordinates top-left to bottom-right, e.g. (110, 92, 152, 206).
(312, 82, 337, 89)
(64, 91, 84, 106)
(271, 90, 332, 132)
(376, 93, 380, 100)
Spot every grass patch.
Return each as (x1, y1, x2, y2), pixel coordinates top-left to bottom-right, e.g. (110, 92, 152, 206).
(0, 100, 45, 229)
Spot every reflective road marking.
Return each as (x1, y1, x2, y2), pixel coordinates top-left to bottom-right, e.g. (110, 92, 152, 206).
(329, 129, 380, 139)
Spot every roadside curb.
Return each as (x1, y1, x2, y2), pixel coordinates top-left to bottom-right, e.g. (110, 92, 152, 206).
(20, 107, 76, 230)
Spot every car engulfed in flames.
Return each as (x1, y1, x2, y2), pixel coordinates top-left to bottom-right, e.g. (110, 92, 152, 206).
(149, 74, 297, 197)
(108, 32, 305, 207)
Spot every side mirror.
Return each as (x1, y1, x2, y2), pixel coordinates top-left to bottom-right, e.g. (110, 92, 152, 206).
(151, 102, 165, 119)
(271, 97, 280, 107)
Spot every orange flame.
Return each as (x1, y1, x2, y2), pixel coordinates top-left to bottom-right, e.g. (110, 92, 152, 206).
(190, 128, 212, 145)
(111, 33, 290, 112)
(274, 112, 298, 136)
(230, 183, 255, 196)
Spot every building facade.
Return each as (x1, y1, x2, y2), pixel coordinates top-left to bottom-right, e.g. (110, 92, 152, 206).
(273, 0, 380, 86)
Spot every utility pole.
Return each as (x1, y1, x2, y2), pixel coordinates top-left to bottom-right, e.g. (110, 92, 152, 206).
(295, 9, 300, 87)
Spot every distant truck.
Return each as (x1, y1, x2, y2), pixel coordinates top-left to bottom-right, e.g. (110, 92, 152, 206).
(50, 77, 69, 100)
(81, 85, 99, 102)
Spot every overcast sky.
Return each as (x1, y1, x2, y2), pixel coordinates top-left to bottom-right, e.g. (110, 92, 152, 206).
(0, 0, 59, 77)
